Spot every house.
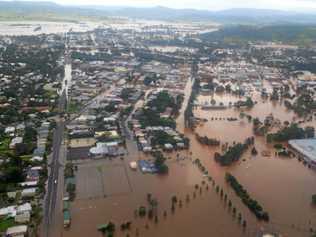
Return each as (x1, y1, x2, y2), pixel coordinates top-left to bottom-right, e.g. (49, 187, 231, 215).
(30, 156, 43, 162)
(16, 203, 31, 214)
(0, 205, 16, 217)
(176, 143, 185, 149)
(75, 115, 96, 123)
(129, 161, 138, 170)
(6, 225, 28, 237)
(90, 141, 123, 156)
(143, 146, 152, 153)
(64, 210, 71, 227)
(19, 181, 38, 188)
(21, 188, 37, 198)
(15, 212, 31, 223)
(33, 147, 45, 157)
(103, 116, 117, 124)
(164, 143, 174, 151)
(26, 167, 42, 181)
(10, 137, 23, 149)
(5, 126, 15, 134)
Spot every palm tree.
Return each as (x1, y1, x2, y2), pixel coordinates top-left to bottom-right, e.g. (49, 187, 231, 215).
(147, 193, 152, 202)
(186, 194, 190, 203)
(242, 220, 247, 228)
(232, 207, 236, 215)
(171, 195, 178, 204)
(238, 213, 242, 222)
(171, 203, 175, 213)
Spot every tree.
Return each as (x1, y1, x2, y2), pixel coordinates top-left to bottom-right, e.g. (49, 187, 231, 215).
(305, 126, 315, 138)
(171, 195, 178, 204)
(251, 147, 258, 155)
(245, 97, 254, 108)
(312, 194, 316, 205)
(242, 220, 247, 228)
(139, 206, 146, 217)
(152, 151, 168, 174)
(233, 207, 237, 215)
(238, 213, 242, 222)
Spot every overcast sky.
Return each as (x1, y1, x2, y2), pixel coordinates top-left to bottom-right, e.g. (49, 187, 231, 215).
(11, 0, 316, 11)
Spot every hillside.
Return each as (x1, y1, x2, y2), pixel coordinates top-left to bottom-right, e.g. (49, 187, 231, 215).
(1, 2, 316, 24)
(200, 25, 316, 45)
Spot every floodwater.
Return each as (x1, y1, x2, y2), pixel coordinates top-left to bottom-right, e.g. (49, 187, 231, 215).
(63, 78, 316, 237)
(0, 22, 99, 36)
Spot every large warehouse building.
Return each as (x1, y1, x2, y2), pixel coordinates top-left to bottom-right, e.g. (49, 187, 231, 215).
(288, 139, 316, 167)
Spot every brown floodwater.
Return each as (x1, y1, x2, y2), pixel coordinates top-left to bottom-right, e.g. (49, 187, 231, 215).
(63, 79, 316, 237)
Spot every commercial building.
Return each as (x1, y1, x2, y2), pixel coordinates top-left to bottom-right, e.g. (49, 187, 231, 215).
(288, 139, 316, 166)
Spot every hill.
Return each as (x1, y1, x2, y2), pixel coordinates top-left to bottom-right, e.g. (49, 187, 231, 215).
(200, 25, 316, 45)
(1, 2, 316, 24)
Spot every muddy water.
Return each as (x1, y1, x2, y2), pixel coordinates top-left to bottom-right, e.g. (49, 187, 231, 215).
(64, 78, 316, 237)
(182, 85, 316, 236)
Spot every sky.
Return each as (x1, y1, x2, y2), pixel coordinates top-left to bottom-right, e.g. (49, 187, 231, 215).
(9, 0, 316, 11)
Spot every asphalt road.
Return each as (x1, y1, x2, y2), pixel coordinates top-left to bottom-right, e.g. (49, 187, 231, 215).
(42, 49, 70, 237)
(42, 91, 66, 237)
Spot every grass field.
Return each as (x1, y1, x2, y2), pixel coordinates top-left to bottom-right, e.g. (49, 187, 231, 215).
(0, 218, 15, 232)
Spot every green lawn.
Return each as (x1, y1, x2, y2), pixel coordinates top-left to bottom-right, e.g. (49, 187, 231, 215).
(67, 102, 80, 114)
(0, 138, 10, 151)
(0, 218, 15, 232)
(20, 154, 33, 161)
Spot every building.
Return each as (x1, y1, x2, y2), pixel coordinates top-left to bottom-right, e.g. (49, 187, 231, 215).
(64, 210, 71, 227)
(9, 137, 23, 149)
(6, 225, 28, 237)
(288, 139, 316, 167)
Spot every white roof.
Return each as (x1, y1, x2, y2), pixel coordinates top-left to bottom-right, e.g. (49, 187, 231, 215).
(5, 126, 15, 133)
(103, 117, 116, 122)
(21, 188, 36, 196)
(30, 156, 43, 162)
(19, 181, 38, 187)
(164, 143, 173, 149)
(17, 203, 32, 214)
(6, 225, 27, 235)
(76, 115, 96, 122)
(11, 137, 23, 144)
(0, 205, 16, 217)
(289, 139, 316, 161)
(129, 162, 137, 169)
(15, 212, 31, 223)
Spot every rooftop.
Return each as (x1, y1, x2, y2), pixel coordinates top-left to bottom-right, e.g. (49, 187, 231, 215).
(289, 139, 316, 161)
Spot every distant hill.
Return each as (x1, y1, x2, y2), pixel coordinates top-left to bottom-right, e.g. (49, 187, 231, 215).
(200, 25, 316, 45)
(0, 1, 109, 22)
(1, 1, 316, 24)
